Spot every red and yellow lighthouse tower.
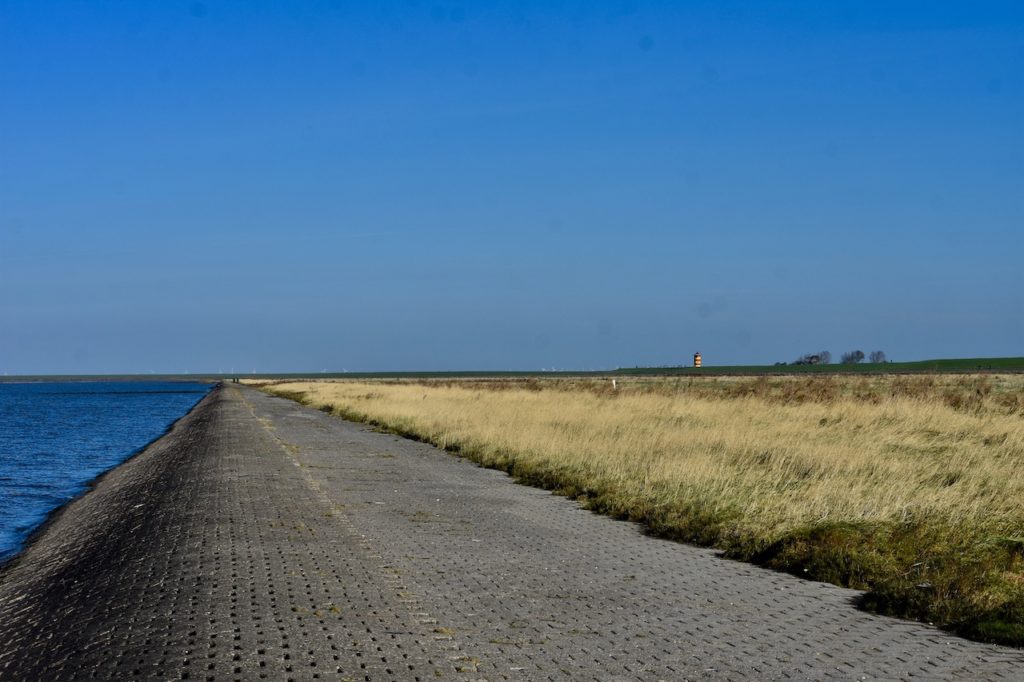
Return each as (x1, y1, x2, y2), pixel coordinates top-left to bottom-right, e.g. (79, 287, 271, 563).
(694, 352, 702, 368)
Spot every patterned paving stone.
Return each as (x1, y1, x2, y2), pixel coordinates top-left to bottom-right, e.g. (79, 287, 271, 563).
(1, 384, 1022, 680)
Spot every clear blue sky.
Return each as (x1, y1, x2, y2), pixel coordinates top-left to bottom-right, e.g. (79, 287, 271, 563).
(2, 1, 1021, 373)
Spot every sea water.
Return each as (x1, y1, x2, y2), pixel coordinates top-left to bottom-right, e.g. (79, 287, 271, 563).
(0, 381, 211, 561)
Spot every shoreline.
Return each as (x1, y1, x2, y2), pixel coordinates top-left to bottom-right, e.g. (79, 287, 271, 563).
(0, 383, 221, 575)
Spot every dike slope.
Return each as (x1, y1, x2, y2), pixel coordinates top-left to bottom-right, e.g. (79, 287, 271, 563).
(1, 384, 1023, 680)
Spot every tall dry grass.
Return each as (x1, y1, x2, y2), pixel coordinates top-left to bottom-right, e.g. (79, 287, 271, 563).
(257, 375, 1024, 644)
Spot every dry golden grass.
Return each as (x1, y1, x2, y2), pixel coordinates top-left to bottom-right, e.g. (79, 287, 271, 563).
(255, 374, 1024, 643)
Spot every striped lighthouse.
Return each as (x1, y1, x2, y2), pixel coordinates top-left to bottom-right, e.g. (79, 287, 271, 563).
(694, 352, 702, 368)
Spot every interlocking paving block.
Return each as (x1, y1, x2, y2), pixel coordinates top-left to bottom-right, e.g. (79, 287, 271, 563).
(1, 384, 1023, 680)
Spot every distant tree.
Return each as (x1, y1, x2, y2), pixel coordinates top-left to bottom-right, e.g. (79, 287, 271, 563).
(869, 350, 887, 364)
(840, 350, 866, 364)
(791, 350, 832, 366)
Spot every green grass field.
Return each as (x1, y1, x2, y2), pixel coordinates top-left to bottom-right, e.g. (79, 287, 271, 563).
(615, 357, 1024, 376)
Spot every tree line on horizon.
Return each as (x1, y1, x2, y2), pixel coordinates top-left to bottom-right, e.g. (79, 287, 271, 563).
(782, 350, 887, 366)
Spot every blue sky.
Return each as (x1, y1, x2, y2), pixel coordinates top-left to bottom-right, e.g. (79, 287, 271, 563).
(2, 1, 1022, 373)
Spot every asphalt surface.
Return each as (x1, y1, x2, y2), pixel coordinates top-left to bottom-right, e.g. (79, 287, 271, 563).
(1, 384, 1023, 681)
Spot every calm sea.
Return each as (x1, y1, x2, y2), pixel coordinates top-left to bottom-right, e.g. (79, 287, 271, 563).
(0, 381, 211, 561)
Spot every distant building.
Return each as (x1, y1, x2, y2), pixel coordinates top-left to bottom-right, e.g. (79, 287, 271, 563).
(694, 352, 702, 368)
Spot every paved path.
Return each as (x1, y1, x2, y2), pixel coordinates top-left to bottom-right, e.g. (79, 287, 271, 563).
(1, 385, 1023, 681)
